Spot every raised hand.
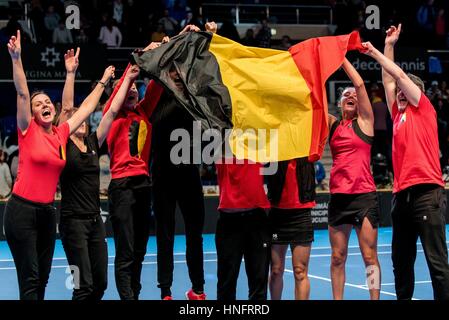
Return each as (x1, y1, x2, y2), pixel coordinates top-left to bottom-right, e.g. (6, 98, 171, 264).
(101, 65, 115, 84)
(205, 21, 217, 34)
(142, 42, 161, 51)
(385, 24, 401, 46)
(361, 41, 376, 57)
(125, 65, 140, 81)
(7, 30, 21, 60)
(179, 24, 200, 35)
(64, 47, 80, 73)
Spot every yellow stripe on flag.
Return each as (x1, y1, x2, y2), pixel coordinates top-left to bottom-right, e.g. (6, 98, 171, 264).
(209, 34, 313, 162)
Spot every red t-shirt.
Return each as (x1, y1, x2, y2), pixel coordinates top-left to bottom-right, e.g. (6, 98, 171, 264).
(329, 119, 376, 194)
(216, 160, 270, 210)
(392, 92, 444, 193)
(104, 68, 163, 179)
(13, 120, 70, 203)
(275, 159, 316, 209)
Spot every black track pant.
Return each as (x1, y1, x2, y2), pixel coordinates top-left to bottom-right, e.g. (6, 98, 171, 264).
(108, 180, 151, 300)
(153, 164, 205, 297)
(3, 194, 56, 300)
(215, 209, 271, 300)
(59, 216, 108, 300)
(391, 184, 449, 300)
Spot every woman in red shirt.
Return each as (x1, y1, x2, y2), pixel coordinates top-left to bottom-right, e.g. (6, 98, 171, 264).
(327, 58, 380, 300)
(4, 31, 115, 300)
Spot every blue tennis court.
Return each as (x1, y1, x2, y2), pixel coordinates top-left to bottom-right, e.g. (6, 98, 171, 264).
(0, 225, 447, 300)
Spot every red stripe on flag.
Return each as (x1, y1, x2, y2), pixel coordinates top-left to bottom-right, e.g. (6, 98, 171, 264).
(288, 31, 363, 161)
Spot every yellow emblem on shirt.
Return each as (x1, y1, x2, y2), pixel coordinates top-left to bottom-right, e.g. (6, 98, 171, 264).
(137, 120, 147, 157)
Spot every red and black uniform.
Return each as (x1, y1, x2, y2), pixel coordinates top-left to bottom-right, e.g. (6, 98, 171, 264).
(59, 132, 107, 300)
(150, 90, 206, 299)
(4, 120, 69, 300)
(105, 64, 163, 300)
(215, 159, 271, 300)
(328, 118, 379, 227)
(390, 93, 449, 300)
(266, 158, 316, 245)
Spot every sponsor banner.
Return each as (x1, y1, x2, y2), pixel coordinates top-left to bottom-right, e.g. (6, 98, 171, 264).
(0, 44, 108, 81)
(2, 190, 445, 240)
(331, 47, 428, 80)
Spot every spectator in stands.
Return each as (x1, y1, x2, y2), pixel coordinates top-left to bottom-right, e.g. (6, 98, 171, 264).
(151, 24, 167, 42)
(435, 8, 446, 48)
(370, 84, 389, 160)
(112, 0, 124, 25)
(273, 35, 292, 50)
(159, 9, 179, 37)
(121, 0, 142, 46)
(53, 20, 73, 44)
(435, 97, 449, 169)
(29, 0, 45, 43)
(138, 77, 150, 100)
(426, 80, 442, 101)
(180, 11, 195, 29)
(417, 0, 436, 46)
(440, 80, 449, 101)
(0, 150, 12, 199)
(241, 28, 258, 47)
(170, 0, 186, 23)
(99, 154, 111, 196)
(75, 28, 89, 44)
(8, 150, 18, 183)
(89, 102, 104, 133)
(314, 161, 326, 191)
(98, 18, 123, 47)
(44, 5, 60, 33)
(255, 18, 271, 48)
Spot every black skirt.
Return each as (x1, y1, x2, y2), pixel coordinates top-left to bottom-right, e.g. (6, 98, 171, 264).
(269, 208, 314, 245)
(328, 192, 379, 228)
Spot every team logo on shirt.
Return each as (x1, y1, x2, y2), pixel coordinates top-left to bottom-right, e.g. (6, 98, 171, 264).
(59, 145, 66, 160)
(397, 112, 406, 129)
(129, 120, 148, 158)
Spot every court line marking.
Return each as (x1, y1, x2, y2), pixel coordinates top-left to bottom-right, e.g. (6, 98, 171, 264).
(2, 247, 447, 264)
(360, 281, 432, 287)
(0, 259, 220, 271)
(0, 259, 428, 300)
(1, 239, 448, 262)
(283, 269, 421, 300)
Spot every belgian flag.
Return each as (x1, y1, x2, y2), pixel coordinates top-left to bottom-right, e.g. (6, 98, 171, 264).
(133, 31, 363, 162)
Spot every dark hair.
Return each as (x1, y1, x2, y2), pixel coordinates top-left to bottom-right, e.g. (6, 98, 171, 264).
(30, 90, 49, 103)
(60, 107, 89, 137)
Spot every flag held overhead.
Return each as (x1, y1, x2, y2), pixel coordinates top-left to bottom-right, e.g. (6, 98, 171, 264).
(133, 31, 364, 162)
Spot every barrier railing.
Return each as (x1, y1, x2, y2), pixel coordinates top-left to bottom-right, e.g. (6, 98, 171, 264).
(199, 2, 333, 25)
